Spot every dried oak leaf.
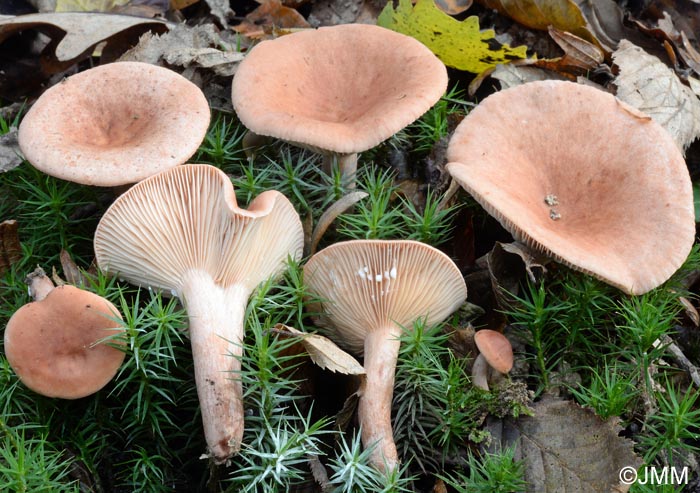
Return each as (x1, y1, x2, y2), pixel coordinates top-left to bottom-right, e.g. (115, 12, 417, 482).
(275, 324, 365, 375)
(377, 0, 527, 74)
(613, 39, 700, 150)
(491, 397, 641, 493)
(0, 12, 170, 70)
(119, 23, 243, 77)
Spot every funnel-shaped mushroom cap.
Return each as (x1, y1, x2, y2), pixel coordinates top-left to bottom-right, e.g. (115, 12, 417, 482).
(304, 240, 467, 354)
(5, 285, 125, 399)
(94, 164, 304, 291)
(446, 80, 695, 295)
(232, 24, 448, 155)
(19, 61, 210, 187)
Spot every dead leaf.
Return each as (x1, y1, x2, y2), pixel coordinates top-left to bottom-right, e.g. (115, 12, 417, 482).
(630, 12, 700, 78)
(308, 0, 379, 27)
(274, 324, 365, 375)
(573, 0, 655, 52)
(476, 0, 596, 46)
(310, 191, 368, 255)
(0, 220, 22, 275)
(1, 128, 23, 173)
(490, 63, 566, 91)
(0, 12, 170, 69)
(679, 296, 700, 326)
(234, 0, 310, 40)
(487, 397, 642, 493)
(378, 0, 527, 74)
(171, 0, 199, 9)
(544, 26, 604, 73)
(487, 242, 548, 309)
(203, 0, 233, 27)
(119, 23, 243, 77)
(60, 249, 89, 286)
(613, 39, 700, 150)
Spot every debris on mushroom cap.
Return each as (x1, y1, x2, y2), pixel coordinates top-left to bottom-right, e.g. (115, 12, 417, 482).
(304, 239, 467, 355)
(231, 24, 448, 156)
(4, 271, 125, 399)
(446, 80, 695, 295)
(93, 163, 303, 293)
(473, 329, 513, 374)
(18, 61, 210, 187)
(93, 163, 304, 462)
(304, 239, 466, 471)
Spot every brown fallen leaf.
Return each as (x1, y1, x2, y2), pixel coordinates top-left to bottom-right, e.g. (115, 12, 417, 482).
(0, 12, 170, 71)
(487, 241, 548, 309)
(59, 249, 89, 287)
(475, 0, 596, 46)
(630, 12, 700, 78)
(310, 191, 368, 255)
(0, 220, 22, 275)
(613, 39, 700, 150)
(539, 27, 604, 74)
(274, 324, 365, 375)
(487, 396, 642, 493)
(171, 0, 199, 9)
(234, 0, 310, 40)
(679, 295, 700, 326)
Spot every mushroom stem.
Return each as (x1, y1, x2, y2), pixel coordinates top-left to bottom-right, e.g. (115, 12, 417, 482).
(25, 267, 55, 301)
(323, 153, 358, 186)
(358, 325, 402, 472)
(179, 270, 250, 463)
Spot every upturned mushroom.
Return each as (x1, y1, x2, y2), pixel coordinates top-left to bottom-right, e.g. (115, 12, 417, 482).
(232, 24, 448, 180)
(4, 267, 125, 399)
(446, 80, 695, 295)
(471, 329, 513, 391)
(18, 61, 210, 187)
(93, 164, 303, 463)
(304, 240, 467, 470)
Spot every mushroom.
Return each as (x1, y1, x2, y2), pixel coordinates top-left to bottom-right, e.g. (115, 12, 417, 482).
(446, 80, 695, 295)
(232, 24, 448, 180)
(471, 329, 513, 391)
(4, 267, 125, 399)
(303, 240, 467, 471)
(93, 163, 304, 463)
(18, 61, 210, 187)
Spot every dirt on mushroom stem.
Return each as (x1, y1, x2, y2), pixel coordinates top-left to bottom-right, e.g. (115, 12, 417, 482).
(179, 270, 250, 463)
(359, 323, 403, 472)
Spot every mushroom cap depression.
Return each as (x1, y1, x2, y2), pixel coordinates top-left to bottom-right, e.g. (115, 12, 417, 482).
(93, 164, 304, 293)
(473, 329, 513, 374)
(232, 24, 448, 155)
(446, 80, 695, 295)
(4, 286, 125, 399)
(304, 240, 467, 354)
(19, 61, 210, 186)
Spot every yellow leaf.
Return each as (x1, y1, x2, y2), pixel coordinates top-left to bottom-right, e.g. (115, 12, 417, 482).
(477, 0, 594, 44)
(377, 0, 527, 74)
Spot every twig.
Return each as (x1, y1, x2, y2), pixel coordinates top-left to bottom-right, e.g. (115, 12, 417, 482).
(659, 334, 700, 388)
